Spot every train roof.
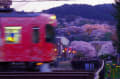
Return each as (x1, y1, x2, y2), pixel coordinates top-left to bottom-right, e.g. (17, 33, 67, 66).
(0, 8, 40, 17)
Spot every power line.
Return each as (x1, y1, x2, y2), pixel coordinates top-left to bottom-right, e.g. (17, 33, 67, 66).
(12, 0, 72, 2)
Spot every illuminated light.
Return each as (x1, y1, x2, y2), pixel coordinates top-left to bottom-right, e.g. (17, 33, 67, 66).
(113, 64, 116, 66)
(64, 48, 67, 51)
(68, 51, 71, 53)
(5, 27, 21, 43)
(50, 15, 56, 20)
(69, 48, 72, 50)
(106, 64, 109, 66)
(72, 50, 77, 54)
(13, 30, 18, 33)
(5, 27, 22, 29)
(7, 37, 14, 42)
(54, 48, 57, 52)
(36, 63, 43, 66)
(62, 50, 65, 53)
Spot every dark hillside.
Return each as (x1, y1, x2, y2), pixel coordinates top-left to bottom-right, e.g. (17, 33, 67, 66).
(42, 4, 115, 22)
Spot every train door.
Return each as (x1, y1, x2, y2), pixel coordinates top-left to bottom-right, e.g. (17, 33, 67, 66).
(31, 24, 57, 62)
(44, 24, 57, 61)
(31, 26, 42, 61)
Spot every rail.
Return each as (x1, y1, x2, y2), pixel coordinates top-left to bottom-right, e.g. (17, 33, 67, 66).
(0, 72, 94, 79)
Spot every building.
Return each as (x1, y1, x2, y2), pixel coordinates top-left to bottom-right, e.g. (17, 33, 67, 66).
(56, 36, 69, 55)
(0, 0, 12, 8)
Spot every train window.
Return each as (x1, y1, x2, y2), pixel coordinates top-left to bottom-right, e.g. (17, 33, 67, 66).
(5, 27, 22, 44)
(46, 24, 55, 43)
(32, 27, 40, 43)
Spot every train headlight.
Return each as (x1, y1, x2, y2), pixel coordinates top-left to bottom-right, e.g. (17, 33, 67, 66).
(36, 63, 43, 66)
(50, 15, 56, 20)
(54, 48, 57, 52)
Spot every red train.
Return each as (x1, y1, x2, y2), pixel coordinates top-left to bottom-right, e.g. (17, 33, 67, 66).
(0, 9, 58, 63)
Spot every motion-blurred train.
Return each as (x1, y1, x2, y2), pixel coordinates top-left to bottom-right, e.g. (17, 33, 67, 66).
(0, 8, 58, 72)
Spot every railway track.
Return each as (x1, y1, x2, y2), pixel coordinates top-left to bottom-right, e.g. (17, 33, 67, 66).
(0, 72, 94, 79)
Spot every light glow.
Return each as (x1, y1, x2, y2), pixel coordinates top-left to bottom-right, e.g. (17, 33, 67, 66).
(72, 50, 77, 54)
(50, 15, 56, 20)
(5, 27, 22, 29)
(5, 27, 21, 43)
(68, 51, 71, 53)
(62, 50, 65, 53)
(54, 48, 57, 52)
(36, 63, 43, 65)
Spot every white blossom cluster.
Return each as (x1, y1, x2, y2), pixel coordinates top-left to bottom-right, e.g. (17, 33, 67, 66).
(69, 41, 116, 57)
(70, 41, 97, 57)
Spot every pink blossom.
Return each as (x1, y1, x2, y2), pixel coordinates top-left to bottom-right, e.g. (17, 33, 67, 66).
(81, 24, 113, 35)
(70, 41, 97, 57)
(98, 41, 115, 56)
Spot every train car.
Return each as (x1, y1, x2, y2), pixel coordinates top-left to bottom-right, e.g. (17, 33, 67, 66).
(0, 8, 58, 71)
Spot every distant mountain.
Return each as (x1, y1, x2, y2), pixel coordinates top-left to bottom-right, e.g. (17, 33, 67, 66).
(42, 4, 116, 22)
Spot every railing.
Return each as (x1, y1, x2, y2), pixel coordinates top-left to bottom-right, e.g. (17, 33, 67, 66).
(94, 60, 105, 79)
(71, 57, 102, 72)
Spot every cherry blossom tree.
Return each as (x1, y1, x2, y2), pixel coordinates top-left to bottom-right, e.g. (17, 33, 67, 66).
(97, 41, 116, 56)
(56, 26, 91, 41)
(69, 41, 97, 57)
(81, 24, 114, 41)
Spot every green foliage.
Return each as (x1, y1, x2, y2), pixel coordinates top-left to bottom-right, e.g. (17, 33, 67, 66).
(105, 63, 120, 79)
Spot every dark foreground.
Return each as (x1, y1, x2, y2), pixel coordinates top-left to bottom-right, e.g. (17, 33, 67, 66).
(0, 72, 94, 79)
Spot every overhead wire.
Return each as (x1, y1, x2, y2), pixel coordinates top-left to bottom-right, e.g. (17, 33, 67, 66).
(11, 0, 72, 2)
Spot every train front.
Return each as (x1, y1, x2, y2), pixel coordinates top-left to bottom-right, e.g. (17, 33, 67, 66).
(34, 14, 58, 63)
(34, 14, 58, 72)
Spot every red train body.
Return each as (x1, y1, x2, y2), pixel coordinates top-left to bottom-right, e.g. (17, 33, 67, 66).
(0, 11, 57, 62)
